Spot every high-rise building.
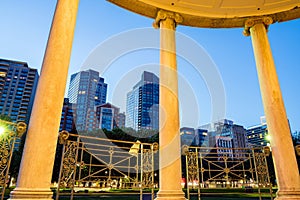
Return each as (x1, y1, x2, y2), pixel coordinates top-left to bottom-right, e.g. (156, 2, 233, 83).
(0, 58, 39, 124)
(126, 71, 159, 131)
(180, 127, 196, 146)
(96, 102, 125, 131)
(180, 127, 208, 147)
(247, 117, 294, 147)
(195, 128, 208, 147)
(247, 120, 270, 147)
(199, 119, 248, 159)
(68, 69, 107, 131)
(200, 119, 248, 148)
(59, 98, 75, 132)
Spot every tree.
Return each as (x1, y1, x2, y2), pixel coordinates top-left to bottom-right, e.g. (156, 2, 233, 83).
(0, 114, 12, 122)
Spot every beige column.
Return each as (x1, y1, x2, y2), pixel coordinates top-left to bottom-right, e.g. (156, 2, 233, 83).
(10, 0, 79, 199)
(153, 10, 186, 200)
(244, 17, 300, 200)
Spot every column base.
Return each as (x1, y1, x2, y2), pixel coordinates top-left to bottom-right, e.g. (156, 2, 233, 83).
(9, 188, 53, 200)
(155, 190, 186, 200)
(275, 190, 300, 200)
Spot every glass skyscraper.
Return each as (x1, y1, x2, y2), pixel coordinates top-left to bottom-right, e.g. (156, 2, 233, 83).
(68, 69, 107, 131)
(0, 58, 39, 124)
(126, 71, 159, 131)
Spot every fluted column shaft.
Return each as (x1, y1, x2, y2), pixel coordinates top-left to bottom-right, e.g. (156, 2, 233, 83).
(10, 0, 79, 199)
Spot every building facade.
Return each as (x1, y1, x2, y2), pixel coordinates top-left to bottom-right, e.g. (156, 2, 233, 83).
(200, 119, 248, 148)
(59, 98, 75, 132)
(180, 127, 195, 146)
(180, 127, 208, 147)
(126, 71, 159, 131)
(247, 122, 270, 147)
(0, 58, 39, 124)
(116, 112, 126, 128)
(199, 119, 248, 159)
(96, 102, 125, 131)
(68, 69, 107, 131)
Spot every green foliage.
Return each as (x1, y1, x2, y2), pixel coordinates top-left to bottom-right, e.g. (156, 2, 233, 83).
(78, 128, 159, 144)
(0, 114, 12, 122)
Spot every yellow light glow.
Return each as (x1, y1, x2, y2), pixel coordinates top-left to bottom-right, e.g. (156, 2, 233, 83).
(0, 72, 6, 77)
(0, 127, 5, 136)
(265, 134, 271, 141)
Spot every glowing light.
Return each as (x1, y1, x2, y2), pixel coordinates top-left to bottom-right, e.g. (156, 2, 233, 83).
(0, 127, 5, 136)
(265, 134, 271, 141)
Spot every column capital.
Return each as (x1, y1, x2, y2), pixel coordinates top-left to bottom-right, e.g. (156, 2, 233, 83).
(153, 10, 183, 29)
(243, 17, 273, 36)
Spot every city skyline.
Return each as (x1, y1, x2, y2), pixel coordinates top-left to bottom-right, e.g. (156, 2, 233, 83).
(1, 1, 300, 132)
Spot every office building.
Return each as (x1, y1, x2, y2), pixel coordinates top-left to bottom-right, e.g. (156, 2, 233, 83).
(0, 58, 39, 151)
(0, 58, 39, 124)
(247, 120, 270, 147)
(195, 128, 208, 147)
(126, 71, 159, 131)
(200, 119, 248, 148)
(96, 102, 125, 131)
(199, 119, 248, 158)
(180, 127, 208, 147)
(180, 127, 195, 146)
(68, 69, 107, 131)
(59, 98, 75, 132)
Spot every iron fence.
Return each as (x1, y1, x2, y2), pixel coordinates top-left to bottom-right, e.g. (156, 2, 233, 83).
(183, 146, 273, 200)
(0, 120, 26, 200)
(56, 131, 158, 200)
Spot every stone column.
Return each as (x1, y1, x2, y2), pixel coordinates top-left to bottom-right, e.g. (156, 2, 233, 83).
(10, 0, 79, 199)
(153, 10, 186, 200)
(244, 17, 300, 200)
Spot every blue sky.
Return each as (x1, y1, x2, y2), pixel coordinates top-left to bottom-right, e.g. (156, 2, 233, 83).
(1, 1, 299, 132)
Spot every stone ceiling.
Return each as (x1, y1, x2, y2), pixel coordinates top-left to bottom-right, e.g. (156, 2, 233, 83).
(108, 0, 300, 28)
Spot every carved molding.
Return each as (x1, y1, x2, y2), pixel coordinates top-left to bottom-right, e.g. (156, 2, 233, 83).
(58, 130, 70, 145)
(243, 16, 273, 36)
(153, 10, 183, 29)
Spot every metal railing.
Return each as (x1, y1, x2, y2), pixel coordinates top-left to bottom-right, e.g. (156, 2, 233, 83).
(183, 146, 273, 200)
(56, 131, 158, 200)
(0, 120, 26, 200)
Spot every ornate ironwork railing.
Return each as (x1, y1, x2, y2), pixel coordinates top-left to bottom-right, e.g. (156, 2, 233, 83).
(0, 119, 26, 200)
(184, 146, 273, 200)
(56, 131, 158, 200)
